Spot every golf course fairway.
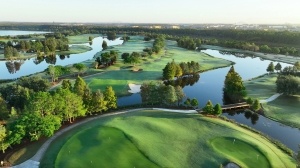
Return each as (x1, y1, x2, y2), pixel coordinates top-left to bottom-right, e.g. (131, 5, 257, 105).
(40, 110, 296, 168)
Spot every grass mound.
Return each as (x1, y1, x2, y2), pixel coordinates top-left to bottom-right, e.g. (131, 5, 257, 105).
(210, 137, 270, 168)
(40, 110, 296, 168)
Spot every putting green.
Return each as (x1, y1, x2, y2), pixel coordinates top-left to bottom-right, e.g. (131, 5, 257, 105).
(210, 137, 270, 168)
(42, 110, 296, 168)
(55, 126, 158, 168)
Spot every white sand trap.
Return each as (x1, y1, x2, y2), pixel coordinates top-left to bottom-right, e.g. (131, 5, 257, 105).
(128, 83, 141, 93)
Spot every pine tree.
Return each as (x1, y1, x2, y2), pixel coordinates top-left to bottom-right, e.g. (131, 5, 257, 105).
(202, 100, 214, 114)
(73, 76, 87, 97)
(252, 99, 261, 112)
(213, 104, 222, 116)
(104, 86, 117, 109)
(266, 62, 275, 74)
(223, 66, 247, 102)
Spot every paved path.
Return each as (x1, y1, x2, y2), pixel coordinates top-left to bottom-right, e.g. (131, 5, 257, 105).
(12, 108, 197, 168)
(259, 93, 282, 103)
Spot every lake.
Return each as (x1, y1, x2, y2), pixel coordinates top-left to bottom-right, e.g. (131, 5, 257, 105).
(0, 30, 50, 36)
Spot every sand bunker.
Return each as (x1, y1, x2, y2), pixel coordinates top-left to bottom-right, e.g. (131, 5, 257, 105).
(128, 83, 141, 93)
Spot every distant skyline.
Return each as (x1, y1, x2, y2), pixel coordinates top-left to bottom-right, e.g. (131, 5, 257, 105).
(1, 0, 300, 24)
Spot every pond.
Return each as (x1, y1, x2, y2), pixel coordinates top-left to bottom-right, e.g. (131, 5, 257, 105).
(0, 36, 123, 79)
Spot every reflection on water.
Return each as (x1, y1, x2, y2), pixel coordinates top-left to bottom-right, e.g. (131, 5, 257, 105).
(227, 110, 259, 125)
(5, 60, 24, 74)
(164, 74, 200, 88)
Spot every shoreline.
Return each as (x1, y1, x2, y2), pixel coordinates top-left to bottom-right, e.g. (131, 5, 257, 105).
(201, 45, 300, 65)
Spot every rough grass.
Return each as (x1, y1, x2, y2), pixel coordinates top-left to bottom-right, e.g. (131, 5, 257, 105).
(7, 139, 47, 165)
(84, 37, 232, 95)
(57, 45, 92, 55)
(40, 110, 296, 168)
(244, 73, 278, 100)
(263, 95, 300, 128)
(68, 34, 100, 44)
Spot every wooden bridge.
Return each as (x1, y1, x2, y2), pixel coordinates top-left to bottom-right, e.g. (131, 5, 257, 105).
(197, 102, 250, 113)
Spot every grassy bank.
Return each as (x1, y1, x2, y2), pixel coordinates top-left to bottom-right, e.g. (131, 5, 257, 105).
(244, 73, 278, 100)
(57, 45, 92, 55)
(244, 74, 300, 128)
(263, 95, 300, 128)
(84, 37, 232, 96)
(40, 110, 296, 168)
(202, 45, 300, 65)
(68, 34, 100, 44)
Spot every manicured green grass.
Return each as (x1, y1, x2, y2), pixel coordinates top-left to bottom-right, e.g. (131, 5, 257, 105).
(40, 110, 296, 168)
(55, 126, 158, 168)
(68, 34, 100, 44)
(263, 95, 300, 128)
(57, 45, 92, 55)
(244, 74, 278, 100)
(244, 74, 300, 128)
(84, 37, 232, 95)
(210, 137, 270, 168)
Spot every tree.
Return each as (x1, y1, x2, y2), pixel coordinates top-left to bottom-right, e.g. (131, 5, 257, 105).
(104, 86, 117, 109)
(163, 62, 176, 80)
(213, 104, 222, 116)
(102, 40, 108, 50)
(0, 125, 9, 153)
(276, 75, 300, 95)
(45, 37, 57, 52)
(266, 62, 275, 74)
(4, 46, 13, 58)
(123, 52, 141, 66)
(246, 97, 254, 105)
(107, 32, 117, 41)
(252, 99, 261, 112)
(47, 65, 57, 83)
(54, 88, 86, 123)
(190, 98, 199, 109)
(17, 76, 50, 92)
(0, 96, 9, 120)
(223, 66, 247, 102)
(0, 84, 30, 110)
(62, 79, 72, 91)
(73, 76, 87, 97)
(89, 36, 93, 41)
(72, 63, 87, 76)
(90, 90, 107, 114)
(161, 85, 177, 105)
(202, 100, 214, 114)
(174, 86, 185, 106)
(184, 98, 191, 107)
(295, 61, 300, 71)
(275, 63, 282, 73)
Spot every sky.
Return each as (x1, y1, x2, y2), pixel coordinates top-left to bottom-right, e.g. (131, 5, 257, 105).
(1, 0, 300, 24)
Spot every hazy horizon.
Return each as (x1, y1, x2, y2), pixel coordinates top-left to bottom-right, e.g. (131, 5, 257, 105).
(1, 0, 300, 24)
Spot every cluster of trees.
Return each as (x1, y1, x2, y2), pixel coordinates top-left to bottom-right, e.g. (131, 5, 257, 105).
(107, 32, 117, 41)
(3, 35, 69, 59)
(0, 76, 117, 153)
(223, 66, 247, 103)
(94, 50, 118, 68)
(183, 98, 199, 109)
(47, 65, 71, 82)
(163, 60, 200, 80)
(275, 62, 300, 95)
(266, 62, 282, 73)
(140, 81, 185, 106)
(152, 36, 165, 53)
(122, 52, 141, 66)
(246, 97, 261, 112)
(201, 100, 222, 116)
(177, 37, 201, 50)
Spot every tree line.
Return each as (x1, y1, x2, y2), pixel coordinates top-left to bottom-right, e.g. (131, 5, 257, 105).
(163, 60, 200, 80)
(0, 76, 117, 153)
